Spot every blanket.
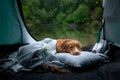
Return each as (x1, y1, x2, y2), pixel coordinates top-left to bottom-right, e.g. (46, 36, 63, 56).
(12, 45, 120, 80)
(1, 38, 109, 74)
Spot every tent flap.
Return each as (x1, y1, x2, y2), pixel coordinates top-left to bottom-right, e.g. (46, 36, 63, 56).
(0, 0, 36, 45)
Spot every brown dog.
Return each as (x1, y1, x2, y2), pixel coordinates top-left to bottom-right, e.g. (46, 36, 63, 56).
(56, 39, 82, 55)
(44, 39, 82, 74)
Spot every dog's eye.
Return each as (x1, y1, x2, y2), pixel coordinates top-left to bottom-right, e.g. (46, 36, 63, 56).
(77, 46, 80, 48)
(77, 45, 81, 49)
(70, 46, 73, 49)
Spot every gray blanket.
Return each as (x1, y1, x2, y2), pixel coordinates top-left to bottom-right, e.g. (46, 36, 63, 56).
(2, 38, 109, 73)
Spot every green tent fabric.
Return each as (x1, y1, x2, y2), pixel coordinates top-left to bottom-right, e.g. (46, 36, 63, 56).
(92, 0, 120, 53)
(103, 0, 120, 45)
(0, 0, 36, 45)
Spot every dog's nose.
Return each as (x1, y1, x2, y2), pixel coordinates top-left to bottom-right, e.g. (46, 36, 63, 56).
(74, 52, 80, 55)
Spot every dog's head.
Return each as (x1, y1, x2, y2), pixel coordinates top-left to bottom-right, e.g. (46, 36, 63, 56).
(56, 39, 82, 55)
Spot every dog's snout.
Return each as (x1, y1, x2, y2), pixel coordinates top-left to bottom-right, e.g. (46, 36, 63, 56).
(73, 47, 80, 55)
(74, 52, 80, 55)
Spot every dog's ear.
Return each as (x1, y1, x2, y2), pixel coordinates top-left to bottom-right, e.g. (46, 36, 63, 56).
(56, 39, 69, 53)
(56, 39, 64, 53)
(78, 41, 82, 48)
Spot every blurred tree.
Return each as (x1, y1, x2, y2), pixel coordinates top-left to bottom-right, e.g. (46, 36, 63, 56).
(73, 4, 90, 23)
(21, 0, 102, 26)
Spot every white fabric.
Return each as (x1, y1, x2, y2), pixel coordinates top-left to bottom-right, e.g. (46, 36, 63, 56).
(55, 51, 109, 67)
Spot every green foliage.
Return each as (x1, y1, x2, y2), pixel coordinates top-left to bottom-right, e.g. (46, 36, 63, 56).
(83, 0, 102, 10)
(37, 8, 48, 23)
(53, 12, 66, 24)
(21, 0, 103, 46)
(94, 7, 102, 20)
(66, 14, 74, 23)
(29, 25, 97, 46)
(91, 20, 100, 28)
(73, 4, 90, 23)
(21, 0, 102, 25)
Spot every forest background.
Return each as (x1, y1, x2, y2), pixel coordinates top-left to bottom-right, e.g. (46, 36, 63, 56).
(21, 0, 103, 46)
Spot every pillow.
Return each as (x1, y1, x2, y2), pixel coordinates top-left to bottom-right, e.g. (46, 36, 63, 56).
(55, 51, 109, 68)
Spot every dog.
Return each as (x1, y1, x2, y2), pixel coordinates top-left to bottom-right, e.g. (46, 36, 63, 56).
(43, 39, 82, 74)
(56, 39, 82, 55)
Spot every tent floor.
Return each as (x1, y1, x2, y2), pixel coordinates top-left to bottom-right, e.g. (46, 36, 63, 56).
(0, 45, 120, 80)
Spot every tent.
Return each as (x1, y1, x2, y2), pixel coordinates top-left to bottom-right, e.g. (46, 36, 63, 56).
(0, 0, 120, 80)
(0, 0, 36, 45)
